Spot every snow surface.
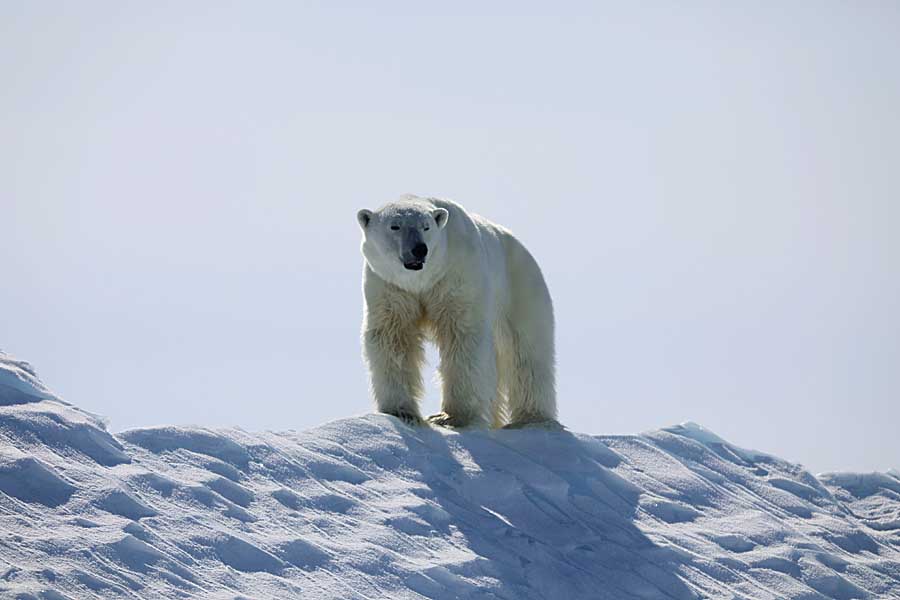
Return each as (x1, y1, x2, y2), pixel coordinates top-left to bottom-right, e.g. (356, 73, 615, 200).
(1, 351, 899, 599)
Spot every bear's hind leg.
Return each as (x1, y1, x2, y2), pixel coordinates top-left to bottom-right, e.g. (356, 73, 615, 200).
(505, 329, 558, 428)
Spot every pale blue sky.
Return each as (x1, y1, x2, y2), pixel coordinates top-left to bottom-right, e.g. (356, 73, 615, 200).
(3, 2, 898, 473)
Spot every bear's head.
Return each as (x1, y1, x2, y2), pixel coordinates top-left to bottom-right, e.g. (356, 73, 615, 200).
(357, 197, 450, 287)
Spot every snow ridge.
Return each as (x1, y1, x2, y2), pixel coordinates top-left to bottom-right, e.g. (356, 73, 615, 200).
(1, 353, 899, 599)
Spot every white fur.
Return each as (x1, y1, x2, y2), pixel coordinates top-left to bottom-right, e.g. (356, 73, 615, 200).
(357, 194, 557, 428)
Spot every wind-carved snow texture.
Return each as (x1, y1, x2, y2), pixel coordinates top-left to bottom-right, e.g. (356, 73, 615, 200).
(1, 351, 899, 599)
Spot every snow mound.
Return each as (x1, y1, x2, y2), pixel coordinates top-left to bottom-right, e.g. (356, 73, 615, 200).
(1, 354, 899, 599)
(0, 448, 76, 507)
(0, 351, 130, 468)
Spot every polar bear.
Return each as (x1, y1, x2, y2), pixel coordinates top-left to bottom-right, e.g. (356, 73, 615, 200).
(356, 194, 557, 428)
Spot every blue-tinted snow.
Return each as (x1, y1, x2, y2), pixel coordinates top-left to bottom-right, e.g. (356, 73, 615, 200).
(1, 352, 898, 599)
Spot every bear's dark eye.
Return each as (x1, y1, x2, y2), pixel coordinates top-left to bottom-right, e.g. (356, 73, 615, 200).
(424, 226, 430, 231)
(390, 225, 400, 231)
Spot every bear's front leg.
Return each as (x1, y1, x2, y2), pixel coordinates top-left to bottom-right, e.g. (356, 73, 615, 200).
(363, 321, 426, 425)
(430, 322, 496, 428)
(361, 272, 427, 425)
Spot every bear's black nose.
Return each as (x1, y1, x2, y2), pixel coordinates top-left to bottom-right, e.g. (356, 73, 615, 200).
(412, 243, 428, 259)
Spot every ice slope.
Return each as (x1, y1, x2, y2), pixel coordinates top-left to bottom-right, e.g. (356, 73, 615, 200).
(1, 352, 899, 600)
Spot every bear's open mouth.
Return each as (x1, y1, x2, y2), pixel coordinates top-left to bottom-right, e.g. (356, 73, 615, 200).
(403, 260, 424, 271)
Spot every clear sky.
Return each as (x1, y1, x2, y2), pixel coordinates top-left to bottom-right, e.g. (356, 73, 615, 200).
(3, 2, 898, 473)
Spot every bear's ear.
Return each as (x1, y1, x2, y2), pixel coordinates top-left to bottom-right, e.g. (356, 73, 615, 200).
(357, 209, 373, 230)
(433, 208, 449, 229)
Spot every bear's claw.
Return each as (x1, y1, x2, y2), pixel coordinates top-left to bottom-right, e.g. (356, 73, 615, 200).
(384, 409, 424, 426)
(502, 418, 565, 431)
(427, 412, 468, 428)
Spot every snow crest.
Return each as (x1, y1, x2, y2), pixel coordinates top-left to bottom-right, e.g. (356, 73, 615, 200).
(0, 351, 56, 405)
(1, 353, 899, 599)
